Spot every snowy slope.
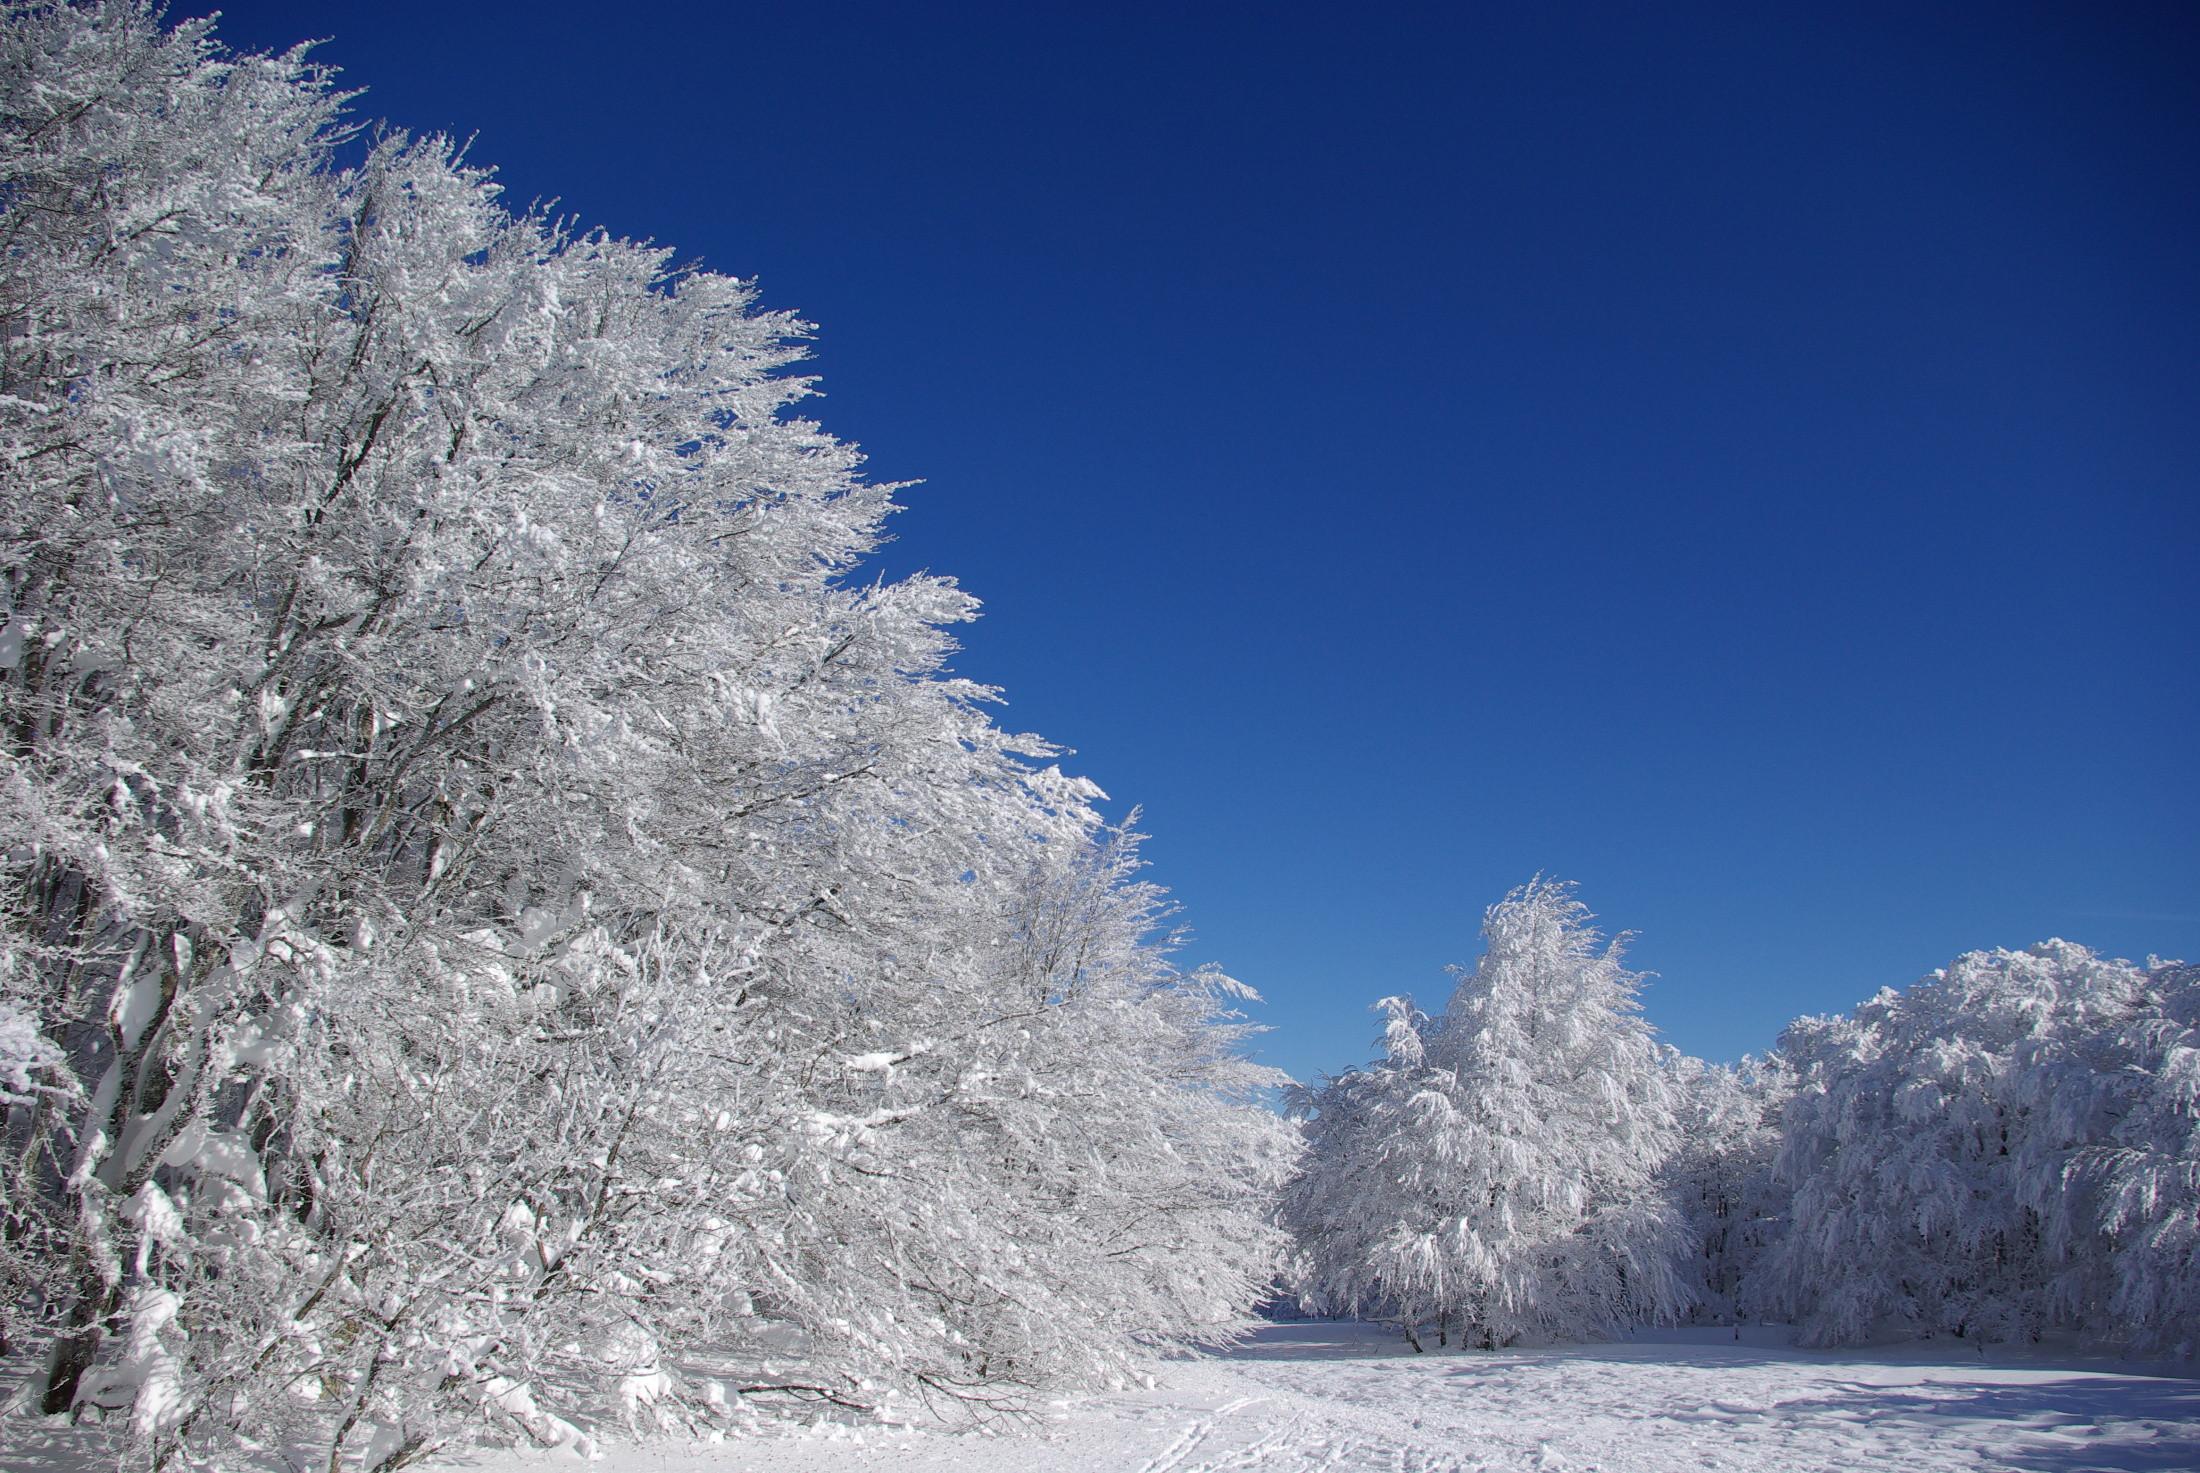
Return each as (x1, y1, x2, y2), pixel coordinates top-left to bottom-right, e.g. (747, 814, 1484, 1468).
(436, 1324, 2200, 1473)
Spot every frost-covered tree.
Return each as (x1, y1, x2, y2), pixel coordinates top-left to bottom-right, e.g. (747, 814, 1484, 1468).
(2063, 960, 2200, 1353)
(1663, 1053, 1790, 1325)
(1278, 881, 1690, 1349)
(1272, 994, 1455, 1346)
(0, 5, 1292, 1465)
(1759, 941, 2196, 1354)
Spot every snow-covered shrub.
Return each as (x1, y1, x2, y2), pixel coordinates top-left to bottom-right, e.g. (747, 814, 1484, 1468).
(1758, 941, 2196, 1353)
(0, 4, 1292, 1464)
(1277, 881, 1691, 1349)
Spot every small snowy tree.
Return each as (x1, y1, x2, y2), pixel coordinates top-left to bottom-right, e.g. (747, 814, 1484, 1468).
(1278, 881, 1691, 1348)
(1274, 993, 1457, 1346)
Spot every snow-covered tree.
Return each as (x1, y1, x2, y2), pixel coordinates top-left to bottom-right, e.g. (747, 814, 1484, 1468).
(1759, 941, 2196, 1354)
(0, 5, 1293, 1464)
(1663, 1053, 1790, 1324)
(1273, 993, 1456, 1346)
(2063, 960, 2200, 1354)
(1278, 880, 1691, 1349)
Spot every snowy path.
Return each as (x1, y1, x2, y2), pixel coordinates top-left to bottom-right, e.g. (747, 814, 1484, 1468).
(471, 1325, 2200, 1473)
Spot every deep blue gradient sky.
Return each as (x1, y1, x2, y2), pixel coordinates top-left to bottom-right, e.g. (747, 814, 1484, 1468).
(208, 1, 2197, 1085)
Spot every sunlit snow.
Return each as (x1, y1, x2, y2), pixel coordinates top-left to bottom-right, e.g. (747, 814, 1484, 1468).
(460, 1324, 2199, 1473)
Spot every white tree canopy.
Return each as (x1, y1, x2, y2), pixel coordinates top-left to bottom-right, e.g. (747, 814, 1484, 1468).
(1278, 880, 1690, 1349)
(1760, 941, 2198, 1354)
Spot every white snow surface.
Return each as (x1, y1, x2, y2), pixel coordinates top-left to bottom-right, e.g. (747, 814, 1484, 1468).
(431, 1323, 2200, 1473)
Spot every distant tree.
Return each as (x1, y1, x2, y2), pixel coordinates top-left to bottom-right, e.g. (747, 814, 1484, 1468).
(2065, 960, 2200, 1353)
(1663, 1052, 1791, 1325)
(1273, 991, 1453, 1347)
(1760, 941, 2198, 1354)
(1278, 881, 1691, 1349)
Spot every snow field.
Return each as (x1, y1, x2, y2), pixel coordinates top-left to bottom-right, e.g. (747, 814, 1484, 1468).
(451, 1325, 2200, 1473)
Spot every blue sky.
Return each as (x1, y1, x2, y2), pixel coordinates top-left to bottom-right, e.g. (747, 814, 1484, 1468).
(208, 1, 2196, 1085)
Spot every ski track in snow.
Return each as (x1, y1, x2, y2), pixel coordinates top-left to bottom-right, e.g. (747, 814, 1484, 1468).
(436, 1325, 2200, 1473)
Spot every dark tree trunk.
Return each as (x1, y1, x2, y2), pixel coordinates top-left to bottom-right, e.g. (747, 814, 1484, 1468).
(41, 1273, 118, 1416)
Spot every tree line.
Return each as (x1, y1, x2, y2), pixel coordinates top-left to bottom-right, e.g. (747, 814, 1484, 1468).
(1282, 881, 2198, 1362)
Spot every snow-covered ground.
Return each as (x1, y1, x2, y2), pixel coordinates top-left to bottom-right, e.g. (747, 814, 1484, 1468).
(9, 1323, 2195, 1473)
(451, 1324, 2200, 1473)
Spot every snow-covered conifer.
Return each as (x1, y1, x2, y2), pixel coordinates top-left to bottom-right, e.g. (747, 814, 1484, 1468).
(1278, 881, 1690, 1348)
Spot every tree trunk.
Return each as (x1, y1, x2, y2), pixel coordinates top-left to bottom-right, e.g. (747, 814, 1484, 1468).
(41, 1272, 119, 1416)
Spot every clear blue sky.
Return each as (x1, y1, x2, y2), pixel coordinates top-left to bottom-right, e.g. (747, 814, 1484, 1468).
(207, 1, 2197, 1085)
